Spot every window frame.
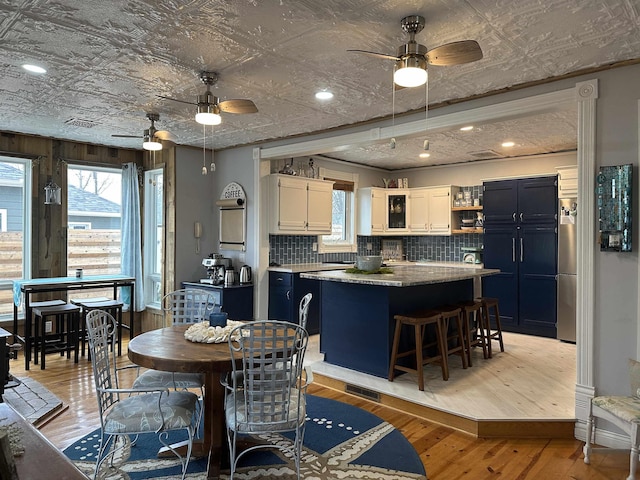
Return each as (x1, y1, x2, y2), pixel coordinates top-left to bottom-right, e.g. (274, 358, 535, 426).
(66, 164, 122, 277)
(0, 156, 32, 321)
(143, 167, 164, 310)
(318, 167, 358, 254)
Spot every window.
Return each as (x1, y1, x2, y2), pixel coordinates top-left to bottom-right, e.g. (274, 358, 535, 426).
(144, 168, 164, 309)
(67, 165, 122, 277)
(0, 157, 32, 319)
(318, 168, 358, 253)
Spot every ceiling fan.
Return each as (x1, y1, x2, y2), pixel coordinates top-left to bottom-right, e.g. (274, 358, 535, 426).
(348, 15, 483, 88)
(158, 71, 258, 125)
(111, 112, 175, 151)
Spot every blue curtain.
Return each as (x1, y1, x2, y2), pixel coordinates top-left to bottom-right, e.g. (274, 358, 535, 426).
(121, 163, 145, 312)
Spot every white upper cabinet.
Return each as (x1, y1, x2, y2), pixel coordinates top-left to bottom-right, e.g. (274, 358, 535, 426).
(358, 187, 410, 235)
(269, 174, 334, 235)
(427, 186, 454, 234)
(360, 185, 455, 236)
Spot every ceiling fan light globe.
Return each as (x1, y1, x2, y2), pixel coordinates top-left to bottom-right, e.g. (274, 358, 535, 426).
(143, 140, 163, 151)
(394, 66, 428, 87)
(195, 112, 222, 125)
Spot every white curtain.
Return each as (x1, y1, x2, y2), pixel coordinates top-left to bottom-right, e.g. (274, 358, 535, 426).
(121, 163, 145, 312)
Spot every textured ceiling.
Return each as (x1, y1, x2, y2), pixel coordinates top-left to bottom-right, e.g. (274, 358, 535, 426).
(1, 1, 638, 169)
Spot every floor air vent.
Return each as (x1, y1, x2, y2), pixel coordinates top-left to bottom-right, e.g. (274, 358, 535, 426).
(345, 383, 381, 402)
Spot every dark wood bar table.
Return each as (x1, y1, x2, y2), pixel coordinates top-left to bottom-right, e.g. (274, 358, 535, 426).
(0, 402, 86, 479)
(13, 274, 136, 369)
(127, 324, 239, 480)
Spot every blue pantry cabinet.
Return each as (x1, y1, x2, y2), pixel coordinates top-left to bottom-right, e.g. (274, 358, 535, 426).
(482, 176, 558, 338)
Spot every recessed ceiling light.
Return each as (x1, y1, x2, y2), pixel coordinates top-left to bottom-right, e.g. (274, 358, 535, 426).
(315, 90, 334, 100)
(502, 141, 515, 147)
(22, 64, 47, 74)
(419, 153, 430, 158)
(460, 126, 474, 131)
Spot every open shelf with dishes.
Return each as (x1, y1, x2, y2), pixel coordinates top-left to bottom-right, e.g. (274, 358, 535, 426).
(452, 206, 483, 234)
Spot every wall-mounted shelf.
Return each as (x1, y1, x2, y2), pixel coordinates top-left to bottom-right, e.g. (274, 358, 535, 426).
(452, 228, 484, 234)
(452, 206, 483, 212)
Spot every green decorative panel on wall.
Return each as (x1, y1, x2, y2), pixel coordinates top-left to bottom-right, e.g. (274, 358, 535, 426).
(597, 164, 632, 252)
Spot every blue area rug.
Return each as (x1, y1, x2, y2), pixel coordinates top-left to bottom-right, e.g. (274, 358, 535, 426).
(64, 394, 427, 479)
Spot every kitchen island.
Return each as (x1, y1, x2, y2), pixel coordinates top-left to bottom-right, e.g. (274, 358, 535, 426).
(300, 264, 499, 378)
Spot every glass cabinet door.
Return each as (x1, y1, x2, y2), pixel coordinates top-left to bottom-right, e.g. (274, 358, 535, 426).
(387, 193, 407, 230)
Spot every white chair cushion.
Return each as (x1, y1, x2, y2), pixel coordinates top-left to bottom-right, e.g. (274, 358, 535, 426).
(104, 390, 197, 434)
(225, 389, 306, 433)
(133, 370, 204, 390)
(593, 395, 640, 423)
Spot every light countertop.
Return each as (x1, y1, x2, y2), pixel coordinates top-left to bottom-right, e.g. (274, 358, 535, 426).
(299, 264, 498, 287)
(268, 260, 484, 274)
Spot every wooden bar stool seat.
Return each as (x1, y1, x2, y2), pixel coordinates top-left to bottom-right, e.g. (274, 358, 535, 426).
(71, 298, 124, 356)
(32, 303, 80, 370)
(477, 297, 505, 357)
(457, 300, 489, 366)
(389, 310, 448, 391)
(438, 306, 469, 371)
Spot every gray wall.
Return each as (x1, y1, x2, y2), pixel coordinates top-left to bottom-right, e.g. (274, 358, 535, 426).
(175, 145, 216, 285)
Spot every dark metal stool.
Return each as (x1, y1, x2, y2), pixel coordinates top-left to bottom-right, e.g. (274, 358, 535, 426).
(389, 310, 447, 391)
(32, 303, 80, 370)
(71, 298, 124, 356)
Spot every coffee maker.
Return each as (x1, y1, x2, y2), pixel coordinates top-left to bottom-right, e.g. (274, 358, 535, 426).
(201, 254, 232, 285)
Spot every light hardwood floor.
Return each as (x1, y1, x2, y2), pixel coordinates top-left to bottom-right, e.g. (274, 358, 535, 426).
(5, 335, 633, 479)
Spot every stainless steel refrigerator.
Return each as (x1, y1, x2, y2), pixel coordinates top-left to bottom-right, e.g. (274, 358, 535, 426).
(557, 198, 577, 342)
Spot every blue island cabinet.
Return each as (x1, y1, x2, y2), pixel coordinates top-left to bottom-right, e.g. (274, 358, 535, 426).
(319, 279, 473, 378)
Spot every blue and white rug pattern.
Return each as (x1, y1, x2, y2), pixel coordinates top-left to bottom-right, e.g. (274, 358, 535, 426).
(65, 395, 427, 480)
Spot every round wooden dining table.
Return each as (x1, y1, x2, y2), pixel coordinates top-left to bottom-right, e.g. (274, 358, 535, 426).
(127, 324, 240, 480)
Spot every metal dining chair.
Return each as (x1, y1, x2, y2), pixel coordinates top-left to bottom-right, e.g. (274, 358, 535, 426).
(221, 320, 312, 480)
(85, 309, 197, 480)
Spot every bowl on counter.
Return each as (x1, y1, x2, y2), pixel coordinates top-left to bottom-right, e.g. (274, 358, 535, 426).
(356, 255, 383, 272)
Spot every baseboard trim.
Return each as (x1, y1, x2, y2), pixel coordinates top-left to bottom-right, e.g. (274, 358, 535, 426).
(313, 372, 576, 439)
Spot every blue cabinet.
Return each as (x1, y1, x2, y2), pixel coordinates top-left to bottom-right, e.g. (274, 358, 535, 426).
(268, 272, 320, 334)
(181, 282, 254, 321)
(482, 177, 558, 338)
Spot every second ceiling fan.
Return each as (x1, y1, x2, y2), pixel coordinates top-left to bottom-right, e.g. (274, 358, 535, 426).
(349, 15, 483, 88)
(158, 71, 258, 125)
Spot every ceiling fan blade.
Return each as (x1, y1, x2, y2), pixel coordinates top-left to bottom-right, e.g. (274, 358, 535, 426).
(426, 40, 483, 66)
(347, 49, 399, 61)
(219, 99, 258, 114)
(111, 134, 142, 138)
(156, 94, 197, 106)
(155, 130, 176, 142)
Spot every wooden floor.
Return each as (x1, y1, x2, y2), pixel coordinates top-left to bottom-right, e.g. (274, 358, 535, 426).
(5, 337, 633, 480)
(308, 331, 577, 437)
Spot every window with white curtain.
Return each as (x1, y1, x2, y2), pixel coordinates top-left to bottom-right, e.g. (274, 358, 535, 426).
(144, 168, 164, 309)
(0, 157, 31, 319)
(318, 168, 358, 253)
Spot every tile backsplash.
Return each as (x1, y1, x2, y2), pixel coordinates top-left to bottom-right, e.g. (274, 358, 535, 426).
(269, 233, 483, 264)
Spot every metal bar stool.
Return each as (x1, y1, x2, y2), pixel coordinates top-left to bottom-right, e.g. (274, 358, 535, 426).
(71, 298, 124, 356)
(438, 306, 469, 371)
(389, 310, 448, 391)
(457, 300, 489, 366)
(32, 303, 80, 370)
(478, 297, 505, 357)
